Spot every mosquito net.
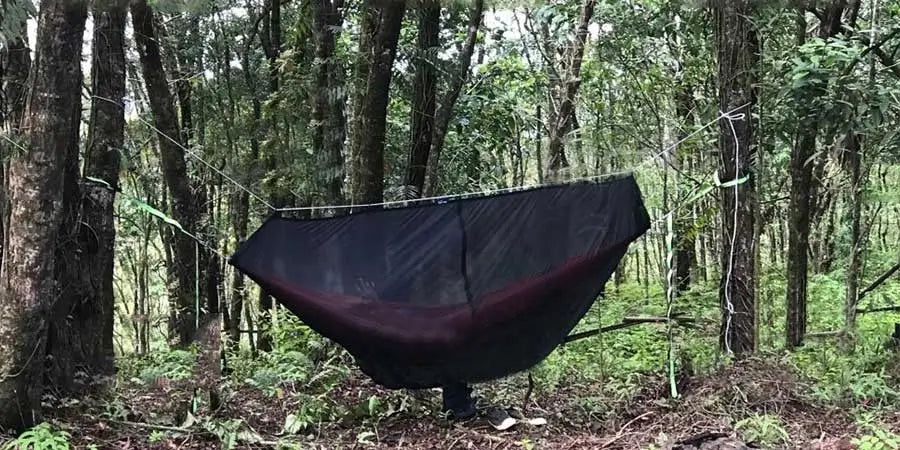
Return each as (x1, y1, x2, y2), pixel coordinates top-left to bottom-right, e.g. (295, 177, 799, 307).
(229, 174, 650, 388)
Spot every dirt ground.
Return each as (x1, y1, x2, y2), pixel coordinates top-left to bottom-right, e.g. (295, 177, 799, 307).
(6, 358, 888, 449)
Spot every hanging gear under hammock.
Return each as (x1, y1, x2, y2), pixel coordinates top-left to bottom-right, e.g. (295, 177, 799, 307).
(229, 174, 651, 389)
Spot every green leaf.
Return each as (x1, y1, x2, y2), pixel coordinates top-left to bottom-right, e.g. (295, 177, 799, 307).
(124, 197, 185, 232)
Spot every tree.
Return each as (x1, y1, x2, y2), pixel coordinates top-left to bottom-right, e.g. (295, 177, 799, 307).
(312, 0, 348, 206)
(45, 0, 129, 392)
(404, 0, 440, 198)
(0, 0, 88, 430)
(785, 1, 852, 349)
(131, 0, 203, 347)
(0, 0, 33, 271)
(348, 0, 406, 204)
(713, 0, 758, 356)
(422, 0, 484, 196)
(546, 0, 597, 180)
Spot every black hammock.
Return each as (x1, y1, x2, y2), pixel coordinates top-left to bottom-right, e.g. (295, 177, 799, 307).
(229, 174, 651, 389)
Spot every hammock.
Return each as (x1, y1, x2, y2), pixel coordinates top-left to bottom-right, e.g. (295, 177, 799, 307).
(229, 174, 651, 389)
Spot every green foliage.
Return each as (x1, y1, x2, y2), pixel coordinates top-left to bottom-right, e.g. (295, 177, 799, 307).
(734, 414, 790, 448)
(853, 414, 900, 450)
(118, 348, 196, 384)
(1, 424, 71, 450)
(244, 350, 315, 396)
(282, 393, 338, 434)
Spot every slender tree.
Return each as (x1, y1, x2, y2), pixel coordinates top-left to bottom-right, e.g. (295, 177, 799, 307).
(404, 0, 440, 198)
(423, 0, 484, 196)
(546, 0, 597, 179)
(349, 0, 406, 204)
(785, 1, 849, 349)
(0, 0, 88, 430)
(312, 0, 348, 206)
(131, 0, 203, 346)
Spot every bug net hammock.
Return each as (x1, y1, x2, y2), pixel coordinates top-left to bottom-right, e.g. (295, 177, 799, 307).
(229, 174, 651, 389)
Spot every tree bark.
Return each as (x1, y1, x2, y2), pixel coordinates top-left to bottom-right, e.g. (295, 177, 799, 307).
(843, 133, 863, 339)
(713, 0, 758, 357)
(0, 0, 87, 431)
(403, 0, 440, 198)
(785, 0, 846, 350)
(423, 0, 484, 196)
(312, 0, 348, 206)
(45, 0, 128, 394)
(0, 5, 31, 274)
(675, 86, 696, 294)
(349, 0, 406, 204)
(546, 0, 596, 180)
(131, 0, 201, 347)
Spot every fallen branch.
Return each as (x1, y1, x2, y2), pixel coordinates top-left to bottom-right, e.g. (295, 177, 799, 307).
(805, 330, 844, 339)
(563, 316, 697, 344)
(857, 305, 900, 315)
(858, 260, 900, 301)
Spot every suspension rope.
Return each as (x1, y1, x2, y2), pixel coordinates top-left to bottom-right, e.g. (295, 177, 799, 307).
(276, 103, 750, 213)
(92, 95, 277, 211)
(97, 94, 748, 215)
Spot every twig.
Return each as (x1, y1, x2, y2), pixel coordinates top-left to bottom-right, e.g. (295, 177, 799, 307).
(523, 372, 535, 411)
(112, 420, 194, 434)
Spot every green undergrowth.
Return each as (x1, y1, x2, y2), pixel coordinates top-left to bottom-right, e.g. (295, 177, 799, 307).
(100, 254, 900, 446)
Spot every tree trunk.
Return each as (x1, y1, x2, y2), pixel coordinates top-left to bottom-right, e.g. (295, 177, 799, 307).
(312, 0, 348, 206)
(403, 0, 440, 198)
(785, 0, 846, 350)
(0, 8, 31, 273)
(131, 0, 201, 347)
(423, 0, 484, 196)
(0, 0, 87, 431)
(546, 0, 596, 180)
(349, 0, 406, 204)
(45, 0, 128, 393)
(844, 133, 863, 339)
(713, 0, 758, 357)
(674, 86, 696, 293)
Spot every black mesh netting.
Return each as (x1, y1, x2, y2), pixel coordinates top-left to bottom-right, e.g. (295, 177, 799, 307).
(229, 174, 651, 388)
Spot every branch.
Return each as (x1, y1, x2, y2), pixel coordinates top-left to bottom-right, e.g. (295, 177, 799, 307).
(841, 27, 900, 77)
(857, 260, 900, 301)
(563, 316, 698, 344)
(857, 305, 900, 315)
(805, 330, 844, 339)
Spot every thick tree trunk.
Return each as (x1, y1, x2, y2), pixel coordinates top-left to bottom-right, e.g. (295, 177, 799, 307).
(0, 0, 87, 431)
(785, 0, 846, 349)
(713, 0, 758, 357)
(348, 0, 406, 204)
(45, 0, 128, 393)
(131, 0, 201, 347)
(403, 0, 440, 198)
(546, 0, 596, 180)
(312, 0, 348, 206)
(0, 10, 31, 273)
(423, 0, 484, 196)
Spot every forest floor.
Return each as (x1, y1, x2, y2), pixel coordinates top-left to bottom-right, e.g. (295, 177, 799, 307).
(32, 356, 887, 450)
